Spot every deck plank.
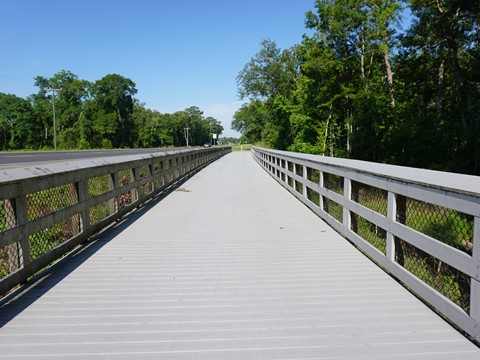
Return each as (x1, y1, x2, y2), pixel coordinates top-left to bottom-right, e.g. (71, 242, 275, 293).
(0, 151, 479, 359)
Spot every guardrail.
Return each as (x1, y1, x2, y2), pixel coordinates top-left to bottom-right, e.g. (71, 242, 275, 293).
(252, 147, 479, 341)
(0, 147, 231, 296)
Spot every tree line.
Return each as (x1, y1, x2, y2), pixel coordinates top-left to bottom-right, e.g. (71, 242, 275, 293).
(233, 0, 480, 175)
(0, 70, 224, 150)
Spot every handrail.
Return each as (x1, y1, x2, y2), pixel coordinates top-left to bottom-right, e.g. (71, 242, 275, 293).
(252, 147, 479, 342)
(0, 147, 231, 296)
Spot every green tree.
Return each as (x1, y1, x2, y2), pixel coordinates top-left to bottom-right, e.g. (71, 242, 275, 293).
(236, 39, 299, 149)
(393, 0, 480, 173)
(34, 70, 90, 149)
(205, 116, 224, 144)
(0, 93, 38, 149)
(87, 74, 138, 148)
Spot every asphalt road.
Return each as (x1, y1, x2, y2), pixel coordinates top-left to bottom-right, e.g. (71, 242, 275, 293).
(0, 148, 181, 169)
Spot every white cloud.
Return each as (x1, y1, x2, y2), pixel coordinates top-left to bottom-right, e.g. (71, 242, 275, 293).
(204, 101, 244, 138)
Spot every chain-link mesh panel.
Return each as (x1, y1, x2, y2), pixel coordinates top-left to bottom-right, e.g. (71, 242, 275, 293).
(286, 162, 294, 188)
(323, 197, 343, 223)
(23, 184, 80, 261)
(29, 214, 81, 259)
(0, 247, 10, 278)
(0, 200, 18, 279)
(89, 202, 111, 226)
(0, 199, 16, 230)
(403, 198, 473, 254)
(306, 167, 320, 206)
(88, 175, 113, 224)
(88, 174, 111, 197)
(352, 181, 388, 216)
(117, 170, 134, 207)
(396, 238, 471, 312)
(0, 199, 7, 232)
(280, 159, 286, 182)
(322, 172, 343, 222)
(306, 187, 320, 206)
(323, 172, 343, 195)
(151, 162, 163, 189)
(138, 165, 153, 197)
(352, 215, 387, 253)
(1, 243, 21, 279)
(27, 184, 78, 221)
(294, 164, 304, 195)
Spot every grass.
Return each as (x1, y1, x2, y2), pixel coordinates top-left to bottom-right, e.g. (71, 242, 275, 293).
(231, 144, 253, 151)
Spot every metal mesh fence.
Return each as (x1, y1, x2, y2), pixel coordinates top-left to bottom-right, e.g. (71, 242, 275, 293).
(117, 169, 134, 207)
(287, 161, 294, 188)
(349, 181, 388, 253)
(323, 198, 343, 223)
(353, 215, 387, 253)
(396, 238, 471, 312)
(0, 199, 17, 279)
(403, 198, 473, 254)
(27, 184, 78, 221)
(323, 172, 343, 195)
(280, 159, 286, 182)
(26, 184, 80, 260)
(306, 167, 320, 206)
(152, 162, 164, 189)
(295, 164, 304, 195)
(88, 175, 112, 225)
(138, 165, 153, 197)
(29, 214, 81, 259)
(392, 195, 473, 312)
(352, 181, 388, 216)
(322, 172, 343, 223)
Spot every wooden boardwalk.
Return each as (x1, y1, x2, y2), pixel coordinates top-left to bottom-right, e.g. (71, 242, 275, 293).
(1, 151, 479, 359)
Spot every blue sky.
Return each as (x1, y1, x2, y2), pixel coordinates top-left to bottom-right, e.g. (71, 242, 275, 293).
(0, 0, 315, 137)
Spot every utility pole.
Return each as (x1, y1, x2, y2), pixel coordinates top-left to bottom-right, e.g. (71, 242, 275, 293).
(184, 127, 190, 147)
(44, 87, 62, 150)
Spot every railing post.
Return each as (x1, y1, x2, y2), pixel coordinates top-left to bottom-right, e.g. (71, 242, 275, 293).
(386, 191, 396, 262)
(76, 179, 90, 232)
(471, 216, 480, 341)
(319, 171, 325, 212)
(303, 165, 308, 198)
(107, 174, 117, 215)
(5, 196, 30, 271)
(343, 178, 352, 234)
(160, 161, 165, 187)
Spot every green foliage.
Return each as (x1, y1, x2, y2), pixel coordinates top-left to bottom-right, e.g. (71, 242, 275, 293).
(0, 71, 223, 150)
(234, 0, 480, 175)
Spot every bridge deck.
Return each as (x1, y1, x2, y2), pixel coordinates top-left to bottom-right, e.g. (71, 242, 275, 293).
(1, 151, 479, 359)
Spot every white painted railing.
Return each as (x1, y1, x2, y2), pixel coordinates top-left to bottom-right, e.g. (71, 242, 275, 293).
(0, 147, 231, 296)
(253, 147, 479, 342)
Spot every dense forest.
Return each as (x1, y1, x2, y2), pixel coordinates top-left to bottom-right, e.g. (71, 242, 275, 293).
(0, 71, 224, 150)
(233, 0, 480, 175)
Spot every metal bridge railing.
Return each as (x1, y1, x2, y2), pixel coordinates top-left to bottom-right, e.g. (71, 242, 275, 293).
(253, 147, 479, 342)
(0, 147, 231, 296)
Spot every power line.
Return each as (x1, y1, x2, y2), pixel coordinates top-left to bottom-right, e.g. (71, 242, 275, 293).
(0, 74, 33, 86)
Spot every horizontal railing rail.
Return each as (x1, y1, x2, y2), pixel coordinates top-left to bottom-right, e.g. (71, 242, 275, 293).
(0, 147, 231, 296)
(252, 147, 479, 342)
